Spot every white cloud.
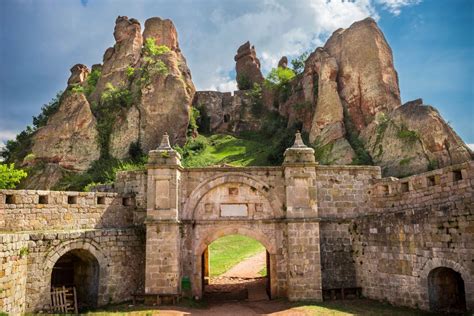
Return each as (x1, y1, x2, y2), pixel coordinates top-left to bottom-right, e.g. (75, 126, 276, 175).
(188, 0, 386, 92)
(187, 0, 422, 92)
(468, 144, 474, 151)
(0, 130, 18, 144)
(376, 0, 421, 16)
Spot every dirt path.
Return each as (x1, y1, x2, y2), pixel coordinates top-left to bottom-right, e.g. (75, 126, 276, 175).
(221, 251, 266, 278)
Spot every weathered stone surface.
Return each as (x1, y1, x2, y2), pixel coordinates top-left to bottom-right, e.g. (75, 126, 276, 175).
(2, 156, 473, 314)
(90, 16, 143, 102)
(235, 41, 264, 89)
(31, 92, 100, 171)
(324, 17, 401, 133)
(109, 105, 140, 159)
(19, 163, 68, 190)
(278, 56, 288, 69)
(129, 17, 195, 149)
(193, 91, 229, 131)
(192, 90, 261, 134)
(143, 17, 179, 51)
(67, 64, 90, 85)
(361, 99, 473, 176)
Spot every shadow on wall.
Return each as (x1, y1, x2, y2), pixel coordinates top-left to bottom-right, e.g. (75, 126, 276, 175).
(428, 267, 467, 313)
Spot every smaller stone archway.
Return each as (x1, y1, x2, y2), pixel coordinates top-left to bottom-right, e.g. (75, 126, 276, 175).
(419, 258, 473, 312)
(44, 239, 109, 309)
(428, 267, 466, 313)
(192, 226, 279, 300)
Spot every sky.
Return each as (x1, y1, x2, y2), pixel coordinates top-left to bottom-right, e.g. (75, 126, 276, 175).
(0, 0, 473, 150)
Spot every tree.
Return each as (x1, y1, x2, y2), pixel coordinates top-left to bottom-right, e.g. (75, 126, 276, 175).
(291, 51, 309, 75)
(0, 163, 27, 189)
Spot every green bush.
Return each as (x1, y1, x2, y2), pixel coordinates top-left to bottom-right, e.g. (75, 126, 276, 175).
(291, 51, 309, 75)
(237, 74, 252, 90)
(313, 73, 319, 99)
(397, 124, 420, 144)
(342, 106, 373, 165)
(85, 68, 101, 96)
(247, 83, 264, 116)
(195, 105, 211, 134)
(143, 38, 171, 56)
(71, 83, 85, 94)
(126, 66, 135, 78)
(399, 157, 412, 166)
(427, 159, 439, 171)
(265, 66, 296, 103)
(54, 156, 146, 191)
(128, 141, 145, 162)
(100, 83, 133, 108)
(92, 83, 134, 158)
(0, 163, 27, 189)
(188, 107, 200, 136)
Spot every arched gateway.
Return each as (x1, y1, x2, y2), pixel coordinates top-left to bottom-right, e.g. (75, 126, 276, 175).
(144, 133, 323, 301)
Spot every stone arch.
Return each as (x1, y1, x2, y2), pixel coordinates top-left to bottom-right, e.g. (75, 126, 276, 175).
(194, 226, 277, 256)
(419, 258, 473, 311)
(184, 172, 283, 219)
(191, 225, 278, 299)
(43, 238, 109, 308)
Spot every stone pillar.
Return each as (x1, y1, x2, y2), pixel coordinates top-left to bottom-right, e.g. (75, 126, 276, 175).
(283, 132, 322, 301)
(145, 133, 182, 294)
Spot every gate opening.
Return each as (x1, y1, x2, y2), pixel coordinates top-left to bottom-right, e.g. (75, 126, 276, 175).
(428, 267, 466, 313)
(202, 234, 270, 301)
(51, 249, 100, 311)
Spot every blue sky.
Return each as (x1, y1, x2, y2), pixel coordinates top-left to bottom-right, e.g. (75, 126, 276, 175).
(0, 0, 473, 148)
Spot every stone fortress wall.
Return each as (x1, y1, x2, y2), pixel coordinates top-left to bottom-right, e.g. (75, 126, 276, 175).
(1, 135, 472, 314)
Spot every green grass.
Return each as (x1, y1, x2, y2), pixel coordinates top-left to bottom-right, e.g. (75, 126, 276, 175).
(177, 134, 276, 168)
(209, 234, 265, 277)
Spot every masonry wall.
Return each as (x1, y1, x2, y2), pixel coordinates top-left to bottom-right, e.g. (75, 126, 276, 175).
(0, 234, 28, 314)
(351, 161, 474, 311)
(0, 188, 146, 314)
(0, 190, 140, 231)
(315, 166, 380, 290)
(24, 228, 145, 312)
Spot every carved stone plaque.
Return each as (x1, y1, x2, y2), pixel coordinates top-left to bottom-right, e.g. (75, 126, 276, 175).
(220, 204, 248, 217)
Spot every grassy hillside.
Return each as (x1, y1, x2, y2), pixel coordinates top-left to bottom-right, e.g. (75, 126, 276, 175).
(176, 134, 275, 168)
(208, 234, 265, 277)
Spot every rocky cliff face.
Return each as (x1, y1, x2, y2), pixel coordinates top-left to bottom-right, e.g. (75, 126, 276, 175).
(195, 17, 471, 175)
(31, 68, 100, 171)
(324, 18, 401, 133)
(14, 16, 473, 189)
(24, 16, 195, 188)
(235, 41, 264, 89)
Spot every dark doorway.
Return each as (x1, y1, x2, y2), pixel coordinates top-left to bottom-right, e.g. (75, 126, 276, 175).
(51, 249, 100, 311)
(428, 267, 467, 313)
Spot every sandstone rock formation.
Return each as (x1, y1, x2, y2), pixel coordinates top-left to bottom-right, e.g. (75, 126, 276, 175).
(361, 99, 473, 176)
(130, 17, 195, 152)
(305, 48, 354, 164)
(22, 16, 196, 188)
(235, 41, 264, 90)
(67, 64, 90, 85)
(90, 16, 143, 103)
(31, 92, 100, 171)
(11, 16, 473, 190)
(278, 56, 288, 69)
(324, 17, 401, 133)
